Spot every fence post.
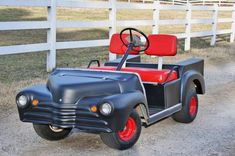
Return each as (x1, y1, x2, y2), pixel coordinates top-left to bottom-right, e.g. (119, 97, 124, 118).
(109, 0, 117, 60)
(210, 4, 218, 46)
(185, 4, 192, 51)
(47, 0, 57, 72)
(230, 4, 235, 43)
(152, 1, 160, 34)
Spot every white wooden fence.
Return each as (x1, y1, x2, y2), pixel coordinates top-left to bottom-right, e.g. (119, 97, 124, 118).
(127, 0, 235, 6)
(159, 0, 235, 6)
(0, 0, 235, 71)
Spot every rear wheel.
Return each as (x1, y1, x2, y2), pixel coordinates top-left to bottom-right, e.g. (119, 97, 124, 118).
(100, 110, 141, 150)
(172, 84, 198, 123)
(33, 124, 72, 141)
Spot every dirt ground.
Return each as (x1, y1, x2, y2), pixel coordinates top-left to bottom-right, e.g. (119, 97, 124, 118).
(0, 43, 235, 156)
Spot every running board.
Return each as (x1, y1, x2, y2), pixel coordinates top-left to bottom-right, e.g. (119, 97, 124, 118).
(147, 103, 182, 125)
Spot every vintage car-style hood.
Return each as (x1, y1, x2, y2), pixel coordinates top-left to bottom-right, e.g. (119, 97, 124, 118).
(47, 68, 143, 104)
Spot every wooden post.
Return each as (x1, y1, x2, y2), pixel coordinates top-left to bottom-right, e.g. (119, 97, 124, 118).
(230, 4, 235, 43)
(185, 4, 192, 51)
(109, 0, 117, 61)
(47, 0, 57, 72)
(152, 1, 160, 34)
(210, 4, 218, 46)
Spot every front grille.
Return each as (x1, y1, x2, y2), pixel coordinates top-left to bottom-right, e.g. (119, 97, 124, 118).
(22, 103, 111, 133)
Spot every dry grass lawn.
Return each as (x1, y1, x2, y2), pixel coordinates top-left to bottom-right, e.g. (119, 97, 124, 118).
(0, 6, 234, 112)
(0, 6, 233, 83)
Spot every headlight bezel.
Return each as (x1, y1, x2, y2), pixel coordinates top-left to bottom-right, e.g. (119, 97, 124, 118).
(16, 94, 29, 108)
(99, 102, 113, 116)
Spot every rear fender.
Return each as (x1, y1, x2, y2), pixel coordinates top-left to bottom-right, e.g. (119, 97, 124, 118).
(181, 70, 205, 102)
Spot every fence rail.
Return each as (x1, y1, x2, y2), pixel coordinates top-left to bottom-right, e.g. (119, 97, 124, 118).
(127, 0, 235, 6)
(0, 0, 235, 71)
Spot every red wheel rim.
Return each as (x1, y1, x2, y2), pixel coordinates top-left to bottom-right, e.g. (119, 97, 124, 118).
(118, 117, 137, 141)
(189, 96, 197, 117)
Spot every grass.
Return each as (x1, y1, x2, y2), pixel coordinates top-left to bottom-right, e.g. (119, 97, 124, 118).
(0, 6, 233, 83)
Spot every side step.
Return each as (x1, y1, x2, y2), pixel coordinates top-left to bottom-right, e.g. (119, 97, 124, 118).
(147, 103, 182, 125)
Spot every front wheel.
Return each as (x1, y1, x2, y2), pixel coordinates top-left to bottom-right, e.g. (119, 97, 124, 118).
(100, 110, 141, 150)
(33, 124, 72, 141)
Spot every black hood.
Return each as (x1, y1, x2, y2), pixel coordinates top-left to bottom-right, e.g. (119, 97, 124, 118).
(47, 69, 144, 104)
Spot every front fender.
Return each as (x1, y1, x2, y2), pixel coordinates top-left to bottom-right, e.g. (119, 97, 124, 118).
(16, 85, 53, 120)
(101, 91, 147, 132)
(181, 70, 205, 102)
(16, 85, 53, 103)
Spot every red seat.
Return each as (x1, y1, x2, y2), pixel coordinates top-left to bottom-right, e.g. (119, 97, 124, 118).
(145, 34, 177, 56)
(91, 66, 177, 83)
(91, 34, 178, 83)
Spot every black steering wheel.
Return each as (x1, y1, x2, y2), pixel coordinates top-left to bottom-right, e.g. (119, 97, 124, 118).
(120, 27, 150, 52)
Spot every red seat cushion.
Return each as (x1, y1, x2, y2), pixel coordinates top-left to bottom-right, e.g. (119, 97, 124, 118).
(145, 34, 177, 56)
(91, 66, 178, 83)
(109, 34, 140, 55)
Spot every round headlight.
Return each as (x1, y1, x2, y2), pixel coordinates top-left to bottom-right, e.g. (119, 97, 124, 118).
(100, 103, 112, 116)
(17, 95, 28, 107)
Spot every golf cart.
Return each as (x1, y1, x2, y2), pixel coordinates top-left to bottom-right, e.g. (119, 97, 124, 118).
(16, 28, 205, 150)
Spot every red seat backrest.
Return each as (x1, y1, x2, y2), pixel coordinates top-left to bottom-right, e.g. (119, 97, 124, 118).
(145, 34, 177, 56)
(109, 33, 140, 55)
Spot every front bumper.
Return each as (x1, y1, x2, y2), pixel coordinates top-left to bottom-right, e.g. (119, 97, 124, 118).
(19, 102, 112, 133)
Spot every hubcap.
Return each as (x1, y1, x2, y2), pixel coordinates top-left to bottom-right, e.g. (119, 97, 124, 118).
(118, 117, 137, 141)
(49, 125, 63, 133)
(189, 96, 197, 117)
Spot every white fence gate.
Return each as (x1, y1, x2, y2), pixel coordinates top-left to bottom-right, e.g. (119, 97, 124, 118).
(0, 0, 234, 71)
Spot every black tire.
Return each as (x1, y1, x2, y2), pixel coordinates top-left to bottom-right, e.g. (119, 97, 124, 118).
(172, 84, 198, 123)
(100, 110, 141, 150)
(33, 124, 72, 141)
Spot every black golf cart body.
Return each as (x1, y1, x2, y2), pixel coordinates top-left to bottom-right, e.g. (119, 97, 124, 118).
(16, 28, 205, 149)
(17, 57, 204, 132)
